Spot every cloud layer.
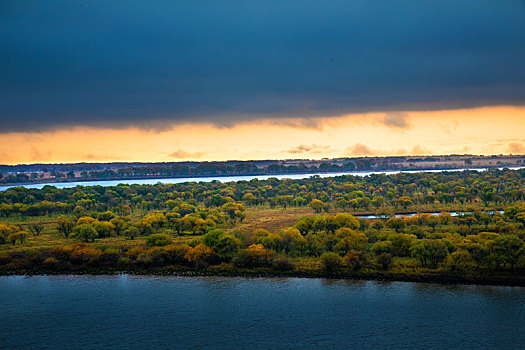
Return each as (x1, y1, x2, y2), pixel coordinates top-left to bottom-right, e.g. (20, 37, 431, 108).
(0, 107, 523, 164)
(1, 1, 525, 132)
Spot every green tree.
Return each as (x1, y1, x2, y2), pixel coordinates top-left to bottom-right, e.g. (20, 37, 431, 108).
(221, 202, 245, 221)
(334, 213, 360, 230)
(168, 216, 185, 235)
(386, 233, 416, 257)
(72, 224, 98, 243)
(487, 235, 523, 269)
(410, 239, 448, 268)
(110, 218, 128, 236)
(295, 216, 315, 235)
(310, 199, 326, 213)
(279, 228, 306, 254)
(396, 196, 412, 209)
(334, 228, 368, 254)
(94, 221, 114, 238)
(425, 215, 439, 232)
(57, 217, 75, 238)
(371, 241, 394, 256)
(134, 220, 153, 236)
(276, 195, 294, 210)
(241, 192, 256, 206)
(386, 218, 406, 232)
(124, 226, 140, 240)
(446, 249, 474, 272)
(203, 229, 241, 259)
(97, 211, 115, 221)
(28, 222, 44, 236)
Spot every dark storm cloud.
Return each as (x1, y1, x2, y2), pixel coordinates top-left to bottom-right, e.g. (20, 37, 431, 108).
(1, 0, 524, 132)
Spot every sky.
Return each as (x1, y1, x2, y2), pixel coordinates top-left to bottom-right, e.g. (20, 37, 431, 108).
(1, 1, 524, 164)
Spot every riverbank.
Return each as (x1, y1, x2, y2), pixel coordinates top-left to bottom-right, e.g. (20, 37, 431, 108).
(1, 266, 524, 287)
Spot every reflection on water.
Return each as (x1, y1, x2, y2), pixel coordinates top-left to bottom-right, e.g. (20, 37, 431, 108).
(0, 275, 523, 349)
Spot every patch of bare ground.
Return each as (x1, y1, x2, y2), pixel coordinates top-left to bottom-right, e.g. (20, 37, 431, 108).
(232, 206, 316, 234)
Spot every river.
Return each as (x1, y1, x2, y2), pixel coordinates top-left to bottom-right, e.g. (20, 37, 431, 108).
(0, 276, 523, 349)
(356, 210, 504, 219)
(1, 166, 523, 191)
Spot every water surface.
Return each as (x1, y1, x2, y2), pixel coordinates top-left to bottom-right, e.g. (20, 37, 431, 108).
(0, 276, 523, 349)
(356, 210, 504, 219)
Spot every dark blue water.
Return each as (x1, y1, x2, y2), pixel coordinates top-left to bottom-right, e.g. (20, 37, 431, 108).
(0, 276, 523, 349)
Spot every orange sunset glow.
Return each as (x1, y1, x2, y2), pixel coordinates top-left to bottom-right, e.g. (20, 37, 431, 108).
(1, 106, 523, 164)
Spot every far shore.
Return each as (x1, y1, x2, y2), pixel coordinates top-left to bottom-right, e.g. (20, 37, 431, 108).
(2, 164, 524, 189)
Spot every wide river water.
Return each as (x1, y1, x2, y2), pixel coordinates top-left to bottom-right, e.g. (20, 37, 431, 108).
(1, 166, 524, 191)
(0, 275, 523, 349)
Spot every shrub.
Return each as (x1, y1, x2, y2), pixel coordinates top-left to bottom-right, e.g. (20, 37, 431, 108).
(70, 246, 103, 265)
(7, 231, 29, 245)
(320, 252, 343, 271)
(271, 255, 295, 271)
(343, 250, 368, 270)
(376, 253, 394, 270)
(49, 246, 74, 262)
(146, 233, 172, 247)
(126, 246, 146, 261)
(0, 224, 17, 244)
(184, 243, 217, 268)
(163, 244, 190, 265)
(100, 248, 121, 265)
(233, 244, 275, 268)
(43, 257, 58, 266)
(137, 247, 164, 266)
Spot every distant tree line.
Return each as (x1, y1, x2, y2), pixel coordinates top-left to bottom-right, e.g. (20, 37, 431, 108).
(3, 155, 523, 185)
